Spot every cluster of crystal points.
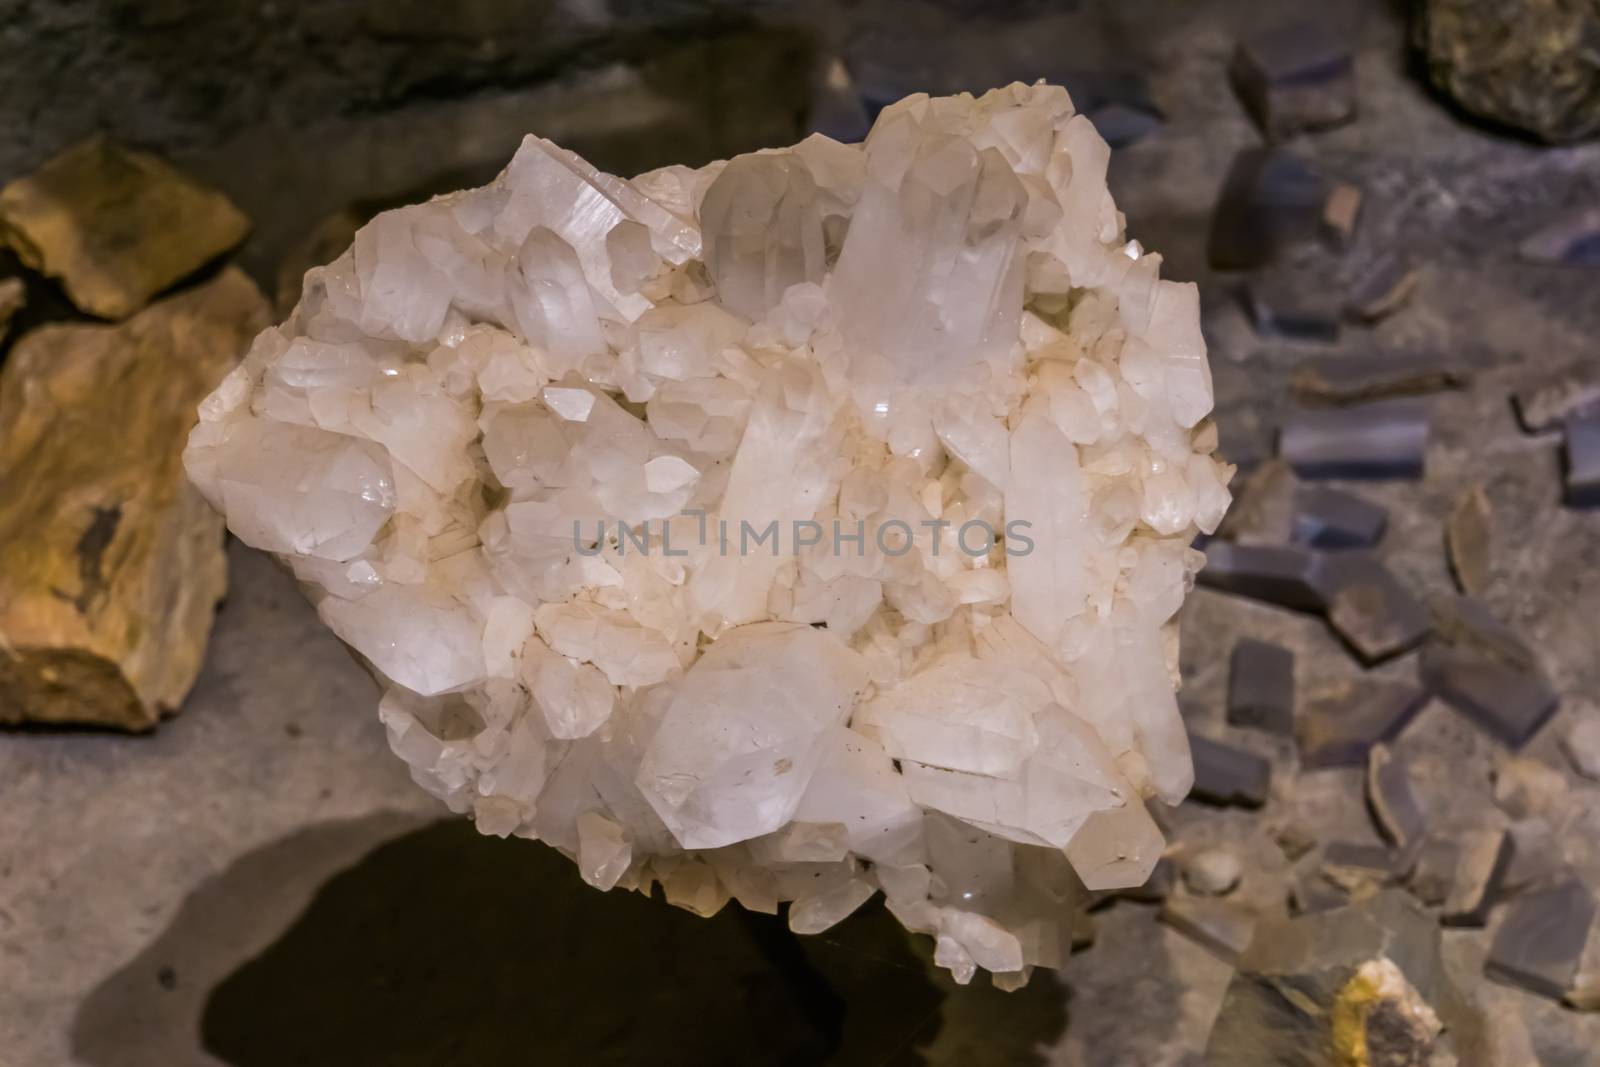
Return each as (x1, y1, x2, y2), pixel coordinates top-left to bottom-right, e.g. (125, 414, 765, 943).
(185, 84, 1229, 986)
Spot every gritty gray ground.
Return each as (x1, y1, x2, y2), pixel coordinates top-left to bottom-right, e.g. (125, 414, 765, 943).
(3, 1, 1600, 1064)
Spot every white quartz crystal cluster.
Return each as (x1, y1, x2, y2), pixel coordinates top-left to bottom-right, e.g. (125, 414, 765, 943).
(186, 83, 1229, 986)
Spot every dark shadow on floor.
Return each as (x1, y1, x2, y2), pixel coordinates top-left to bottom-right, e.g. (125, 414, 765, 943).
(73, 818, 1068, 1067)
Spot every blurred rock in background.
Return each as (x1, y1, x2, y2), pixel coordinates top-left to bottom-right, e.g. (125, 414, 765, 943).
(1415, 0, 1600, 143)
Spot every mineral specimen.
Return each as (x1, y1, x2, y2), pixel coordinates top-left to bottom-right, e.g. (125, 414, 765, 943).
(0, 269, 267, 728)
(0, 137, 250, 320)
(1415, 0, 1600, 144)
(1205, 892, 1476, 1067)
(183, 86, 1229, 984)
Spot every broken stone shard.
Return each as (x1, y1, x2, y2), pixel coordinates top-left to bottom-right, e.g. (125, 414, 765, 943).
(1242, 272, 1341, 342)
(1204, 892, 1474, 1067)
(1502, 817, 1565, 897)
(1230, 19, 1357, 141)
(1565, 411, 1600, 507)
(1439, 828, 1512, 927)
(1297, 678, 1429, 770)
(1227, 637, 1296, 736)
(1321, 840, 1404, 895)
(1407, 837, 1458, 907)
(1290, 352, 1464, 406)
(1367, 744, 1426, 851)
(1319, 552, 1431, 664)
(1292, 872, 1353, 915)
(0, 269, 267, 728)
(1188, 732, 1272, 808)
(1199, 540, 1330, 612)
(1279, 399, 1431, 480)
(1486, 878, 1598, 1002)
(182, 86, 1229, 985)
(0, 137, 250, 320)
(1418, 596, 1558, 748)
(1292, 485, 1388, 550)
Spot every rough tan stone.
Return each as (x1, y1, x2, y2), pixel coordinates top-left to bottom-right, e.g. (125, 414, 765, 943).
(0, 269, 268, 729)
(0, 137, 250, 320)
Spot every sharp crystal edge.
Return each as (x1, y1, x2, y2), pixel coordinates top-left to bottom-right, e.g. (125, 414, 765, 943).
(181, 85, 1231, 986)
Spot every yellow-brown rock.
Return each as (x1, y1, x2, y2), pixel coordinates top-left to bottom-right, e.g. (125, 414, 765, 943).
(0, 268, 268, 729)
(0, 137, 250, 320)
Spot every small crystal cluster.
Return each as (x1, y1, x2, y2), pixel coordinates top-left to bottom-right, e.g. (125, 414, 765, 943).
(186, 84, 1229, 985)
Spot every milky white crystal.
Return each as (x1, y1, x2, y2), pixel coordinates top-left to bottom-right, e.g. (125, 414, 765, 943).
(185, 84, 1229, 986)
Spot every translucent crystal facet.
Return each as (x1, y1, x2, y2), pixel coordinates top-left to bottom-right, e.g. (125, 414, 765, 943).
(185, 83, 1228, 986)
